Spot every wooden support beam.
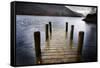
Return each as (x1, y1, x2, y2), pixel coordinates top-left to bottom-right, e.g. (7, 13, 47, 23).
(34, 31, 42, 64)
(66, 22, 68, 32)
(49, 22, 52, 34)
(70, 25, 74, 40)
(45, 24, 49, 41)
(77, 31, 84, 55)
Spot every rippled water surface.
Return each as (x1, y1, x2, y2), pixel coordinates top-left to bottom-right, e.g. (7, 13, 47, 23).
(16, 15, 97, 65)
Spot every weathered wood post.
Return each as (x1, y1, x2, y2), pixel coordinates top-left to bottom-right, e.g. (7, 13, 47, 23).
(70, 25, 74, 40)
(77, 31, 84, 55)
(34, 31, 42, 64)
(45, 24, 49, 41)
(49, 22, 52, 34)
(49, 22, 52, 39)
(66, 22, 68, 32)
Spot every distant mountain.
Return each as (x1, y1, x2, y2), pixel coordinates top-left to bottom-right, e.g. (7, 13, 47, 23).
(16, 2, 83, 17)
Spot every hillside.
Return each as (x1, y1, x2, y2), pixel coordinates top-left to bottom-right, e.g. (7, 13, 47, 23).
(16, 2, 83, 17)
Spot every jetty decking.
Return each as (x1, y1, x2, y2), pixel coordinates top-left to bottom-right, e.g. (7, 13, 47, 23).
(41, 29, 79, 64)
(34, 23, 84, 64)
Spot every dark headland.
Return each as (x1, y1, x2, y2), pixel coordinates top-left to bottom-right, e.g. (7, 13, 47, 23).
(83, 13, 97, 24)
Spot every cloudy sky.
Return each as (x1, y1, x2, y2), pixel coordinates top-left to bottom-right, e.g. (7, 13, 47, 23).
(66, 6, 96, 16)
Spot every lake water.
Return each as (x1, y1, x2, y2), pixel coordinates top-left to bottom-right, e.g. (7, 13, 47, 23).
(16, 15, 97, 65)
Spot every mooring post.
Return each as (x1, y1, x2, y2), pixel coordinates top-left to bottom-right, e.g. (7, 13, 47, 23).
(66, 22, 68, 32)
(49, 22, 52, 35)
(45, 24, 49, 41)
(70, 25, 74, 40)
(77, 31, 84, 55)
(34, 31, 42, 64)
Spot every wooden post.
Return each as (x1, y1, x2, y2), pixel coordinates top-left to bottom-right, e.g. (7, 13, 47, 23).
(66, 22, 68, 32)
(49, 22, 52, 34)
(45, 24, 49, 41)
(77, 31, 84, 55)
(34, 31, 42, 64)
(70, 25, 74, 40)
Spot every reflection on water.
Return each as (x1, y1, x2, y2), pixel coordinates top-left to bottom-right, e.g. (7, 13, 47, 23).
(69, 40, 74, 49)
(16, 15, 97, 65)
